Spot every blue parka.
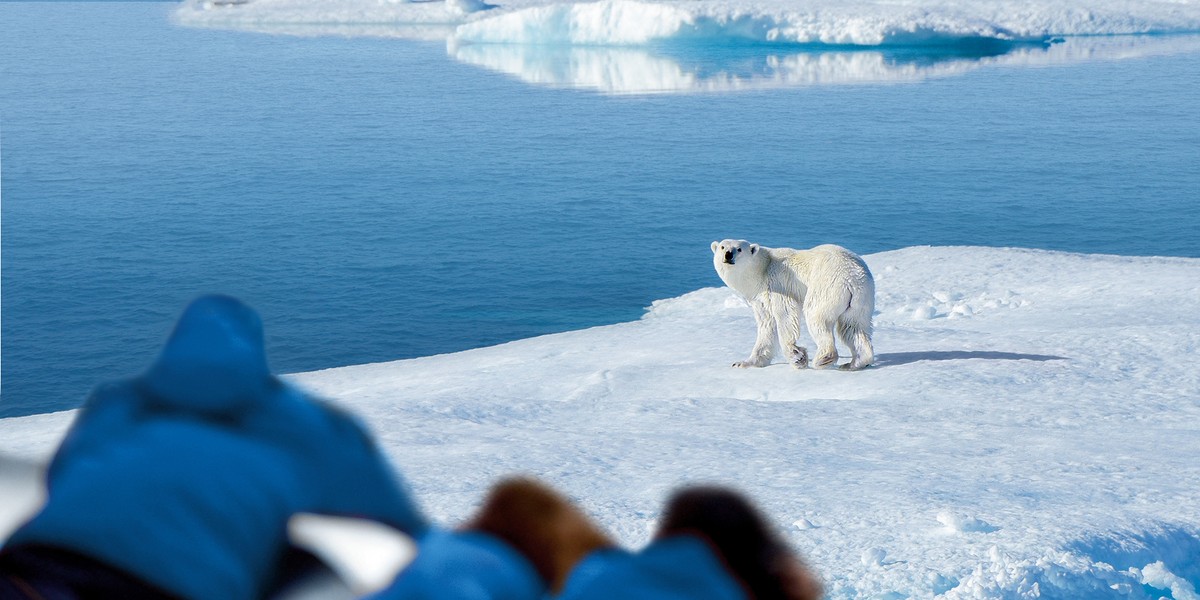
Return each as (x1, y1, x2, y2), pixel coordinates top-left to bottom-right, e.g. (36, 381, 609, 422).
(557, 535, 747, 600)
(369, 529, 544, 600)
(5, 295, 428, 600)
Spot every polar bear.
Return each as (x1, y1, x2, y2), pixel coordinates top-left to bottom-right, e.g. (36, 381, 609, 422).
(711, 239, 875, 371)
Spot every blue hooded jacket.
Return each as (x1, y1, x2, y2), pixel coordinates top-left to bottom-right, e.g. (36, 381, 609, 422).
(6, 295, 428, 600)
(557, 535, 747, 600)
(369, 529, 544, 600)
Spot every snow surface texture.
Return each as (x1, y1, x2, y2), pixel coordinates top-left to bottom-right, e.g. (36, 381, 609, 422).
(3, 247, 1199, 599)
(173, 0, 1200, 93)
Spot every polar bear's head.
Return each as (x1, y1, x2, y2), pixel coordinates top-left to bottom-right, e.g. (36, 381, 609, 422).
(711, 239, 759, 269)
(711, 239, 767, 295)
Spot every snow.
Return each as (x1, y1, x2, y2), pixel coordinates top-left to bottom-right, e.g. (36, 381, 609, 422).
(287, 514, 417, 593)
(1138, 562, 1200, 600)
(3, 246, 1199, 599)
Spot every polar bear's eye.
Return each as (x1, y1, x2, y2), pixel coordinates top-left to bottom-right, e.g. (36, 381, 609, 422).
(737, 248, 742, 252)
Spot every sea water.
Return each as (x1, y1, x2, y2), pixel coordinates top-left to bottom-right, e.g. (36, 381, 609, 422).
(2, 3, 1198, 418)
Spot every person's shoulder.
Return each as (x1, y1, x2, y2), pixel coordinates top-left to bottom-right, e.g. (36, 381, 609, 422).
(634, 536, 746, 600)
(234, 385, 360, 445)
(557, 548, 635, 600)
(287, 393, 375, 449)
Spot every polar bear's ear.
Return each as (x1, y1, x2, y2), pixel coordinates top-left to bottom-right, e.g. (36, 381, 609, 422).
(749, 244, 758, 255)
(711, 241, 720, 253)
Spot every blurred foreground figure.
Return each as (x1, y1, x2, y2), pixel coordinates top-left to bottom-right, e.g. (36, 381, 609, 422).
(370, 477, 613, 600)
(0, 295, 427, 600)
(558, 486, 823, 600)
(373, 479, 821, 600)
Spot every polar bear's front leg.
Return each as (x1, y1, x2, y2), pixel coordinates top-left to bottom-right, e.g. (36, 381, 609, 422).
(734, 298, 777, 368)
(787, 344, 809, 369)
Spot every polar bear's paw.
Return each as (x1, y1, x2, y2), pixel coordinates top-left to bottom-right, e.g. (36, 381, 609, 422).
(839, 359, 872, 371)
(814, 351, 838, 369)
(732, 357, 769, 368)
(788, 345, 809, 369)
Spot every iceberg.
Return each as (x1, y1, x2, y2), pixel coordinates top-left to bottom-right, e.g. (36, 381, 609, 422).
(175, 0, 1200, 45)
(173, 0, 1200, 91)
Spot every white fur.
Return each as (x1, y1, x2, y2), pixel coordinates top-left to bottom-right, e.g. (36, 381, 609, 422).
(711, 239, 875, 370)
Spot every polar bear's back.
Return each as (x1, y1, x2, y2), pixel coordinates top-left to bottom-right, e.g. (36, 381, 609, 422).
(783, 244, 875, 317)
(786, 244, 870, 283)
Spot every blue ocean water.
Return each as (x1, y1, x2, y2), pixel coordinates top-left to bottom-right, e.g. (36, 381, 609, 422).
(2, 3, 1198, 418)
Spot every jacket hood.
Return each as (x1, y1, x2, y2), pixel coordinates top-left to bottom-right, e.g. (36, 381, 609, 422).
(141, 294, 274, 416)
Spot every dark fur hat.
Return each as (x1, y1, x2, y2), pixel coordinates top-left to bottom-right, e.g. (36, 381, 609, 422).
(656, 486, 823, 600)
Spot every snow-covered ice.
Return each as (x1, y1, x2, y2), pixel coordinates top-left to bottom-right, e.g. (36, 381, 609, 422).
(2, 246, 1198, 598)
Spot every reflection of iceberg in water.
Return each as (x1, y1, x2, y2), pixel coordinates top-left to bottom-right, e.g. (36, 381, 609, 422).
(449, 35, 1200, 94)
(448, 44, 1009, 93)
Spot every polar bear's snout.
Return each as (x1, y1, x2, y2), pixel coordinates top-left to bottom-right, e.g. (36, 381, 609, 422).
(724, 245, 750, 264)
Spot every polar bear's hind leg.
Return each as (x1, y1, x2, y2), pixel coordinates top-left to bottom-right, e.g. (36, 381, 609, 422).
(837, 318, 874, 371)
(806, 314, 839, 369)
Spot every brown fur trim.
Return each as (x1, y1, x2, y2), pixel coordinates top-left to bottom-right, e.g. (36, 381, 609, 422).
(462, 477, 615, 593)
(656, 486, 823, 600)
